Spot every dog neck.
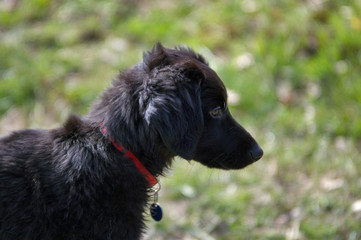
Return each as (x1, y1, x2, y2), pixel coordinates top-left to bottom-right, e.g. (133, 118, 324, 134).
(100, 122, 158, 187)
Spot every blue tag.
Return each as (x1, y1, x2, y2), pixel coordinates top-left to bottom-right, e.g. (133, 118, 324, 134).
(150, 203, 163, 221)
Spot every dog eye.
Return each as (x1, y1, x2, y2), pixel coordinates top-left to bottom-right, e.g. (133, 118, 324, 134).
(209, 106, 223, 118)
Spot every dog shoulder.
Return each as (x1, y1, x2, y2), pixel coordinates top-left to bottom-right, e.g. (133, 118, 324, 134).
(55, 114, 91, 138)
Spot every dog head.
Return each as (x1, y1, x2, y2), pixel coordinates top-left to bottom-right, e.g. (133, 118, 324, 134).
(142, 43, 263, 169)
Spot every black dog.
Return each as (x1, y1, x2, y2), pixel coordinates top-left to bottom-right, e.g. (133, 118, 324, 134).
(0, 43, 263, 240)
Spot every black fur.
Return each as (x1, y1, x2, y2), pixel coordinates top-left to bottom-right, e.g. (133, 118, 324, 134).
(0, 43, 263, 240)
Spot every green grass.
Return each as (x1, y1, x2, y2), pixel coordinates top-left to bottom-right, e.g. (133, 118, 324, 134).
(1, 0, 361, 239)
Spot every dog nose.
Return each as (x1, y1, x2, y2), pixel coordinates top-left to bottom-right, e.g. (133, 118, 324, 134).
(249, 144, 263, 161)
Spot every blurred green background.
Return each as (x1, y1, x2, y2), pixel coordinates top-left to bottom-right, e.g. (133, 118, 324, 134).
(1, 0, 361, 239)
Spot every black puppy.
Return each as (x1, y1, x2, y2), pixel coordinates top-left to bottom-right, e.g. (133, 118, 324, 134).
(0, 43, 263, 240)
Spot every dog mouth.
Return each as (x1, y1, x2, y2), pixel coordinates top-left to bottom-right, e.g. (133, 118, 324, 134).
(194, 139, 263, 170)
(200, 156, 257, 170)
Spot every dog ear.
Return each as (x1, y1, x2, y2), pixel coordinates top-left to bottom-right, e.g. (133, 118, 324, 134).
(144, 62, 205, 160)
(143, 42, 170, 71)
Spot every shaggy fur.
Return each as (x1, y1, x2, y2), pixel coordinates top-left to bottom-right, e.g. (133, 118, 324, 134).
(0, 43, 263, 240)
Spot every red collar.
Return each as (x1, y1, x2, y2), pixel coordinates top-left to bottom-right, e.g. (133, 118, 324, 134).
(100, 123, 158, 187)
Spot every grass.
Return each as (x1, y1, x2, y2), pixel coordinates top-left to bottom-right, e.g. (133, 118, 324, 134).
(1, 0, 361, 239)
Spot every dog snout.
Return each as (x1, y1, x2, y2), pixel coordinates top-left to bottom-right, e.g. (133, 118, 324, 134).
(249, 143, 263, 161)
